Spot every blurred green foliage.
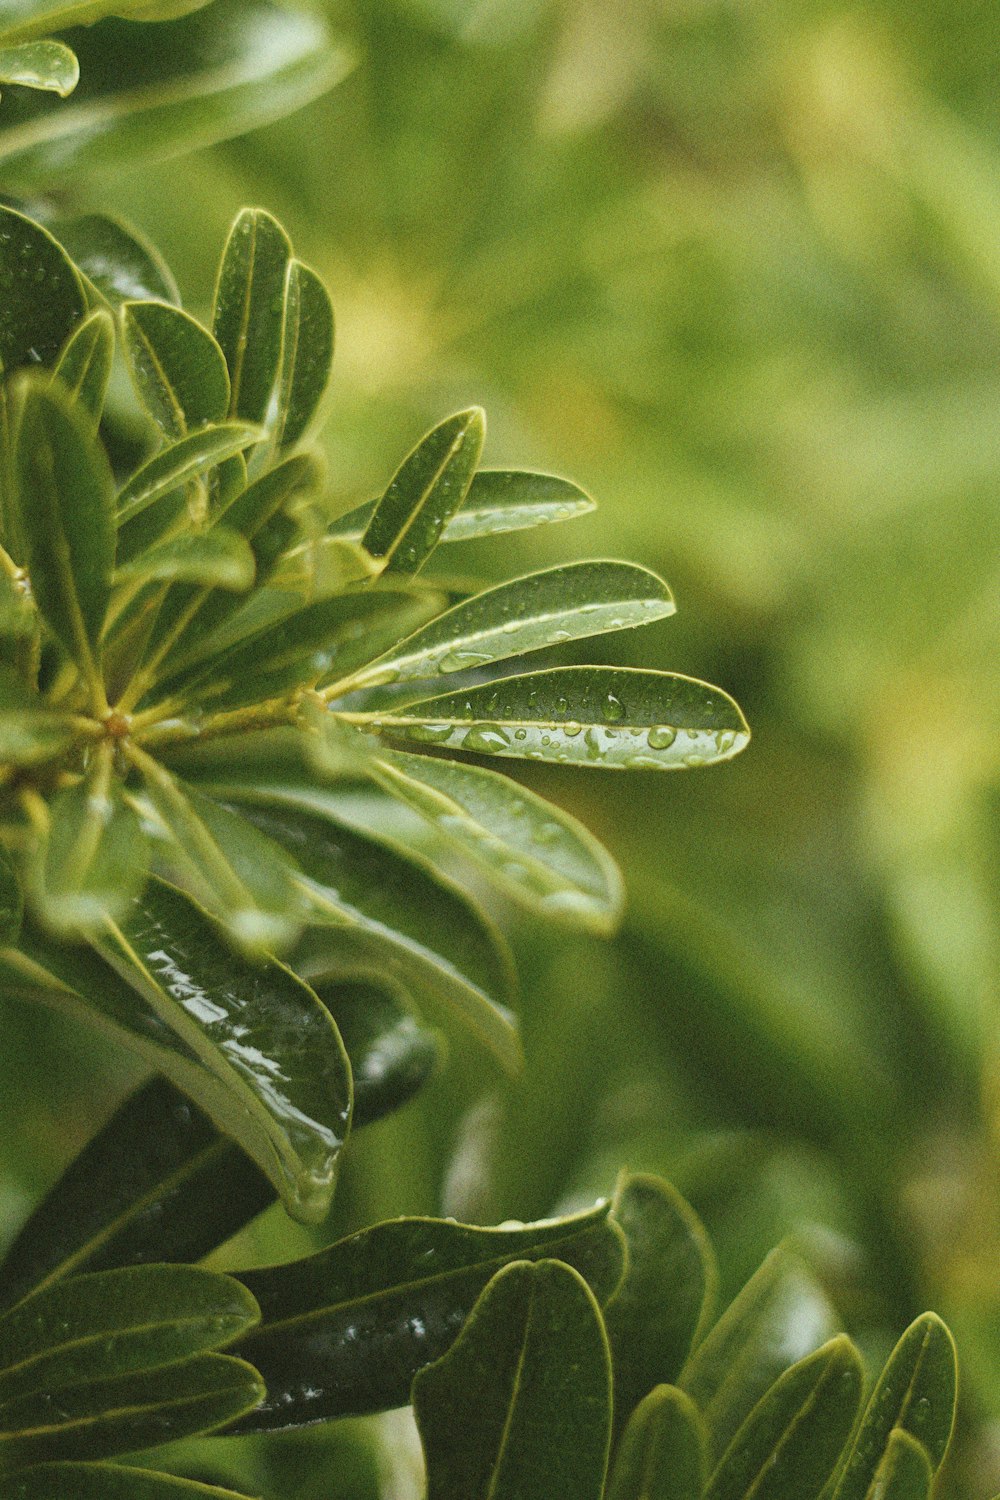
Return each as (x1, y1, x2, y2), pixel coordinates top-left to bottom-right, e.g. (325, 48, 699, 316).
(3, 0, 1000, 1495)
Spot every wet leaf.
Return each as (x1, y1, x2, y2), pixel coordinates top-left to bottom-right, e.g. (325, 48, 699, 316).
(606, 1385, 708, 1500)
(0, 205, 86, 374)
(0, 0, 210, 45)
(122, 300, 229, 439)
(54, 213, 180, 306)
(116, 423, 262, 525)
(328, 469, 595, 545)
(863, 1430, 934, 1500)
(362, 408, 484, 574)
(274, 258, 334, 449)
(0, 41, 78, 96)
(212, 208, 291, 425)
(36, 752, 149, 934)
(53, 308, 114, 430)
(318, 981, 440, 1127)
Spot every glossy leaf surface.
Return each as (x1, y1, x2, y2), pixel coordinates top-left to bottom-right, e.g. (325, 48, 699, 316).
(864, 1431, 934, 1500)
(0, 1464, 253, 1499)
(116, 423, 262, 523)
(231, 1203, 624, 1429)
(0, 0, 210, 44)
(37, 754, 149, 934)
(413, 1259, 612, 1500)
(123, 300, 229, 439)
(607, 1385, 708, 1500)
(53, 308, 114, 430)
(54, 214, 180, 307)
(274, 258, 334, 449)
(0, 40, 77, 95)
(0, 206, 85, 374)
(362, 408, 484, 574)
(317, 981, 440, 1127)
(212, 208, 291, 425)
(328, 469, 595, 545)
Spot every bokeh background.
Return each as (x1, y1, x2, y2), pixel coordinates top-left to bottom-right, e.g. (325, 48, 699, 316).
(3, 1, 1000, 1494)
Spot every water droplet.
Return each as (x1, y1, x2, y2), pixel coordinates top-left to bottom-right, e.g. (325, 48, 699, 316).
(647, 725, 676, 750)
(501, 620, 520, 635)
(714, 729, 737, 753)
(585, 727, 603, 760)
(563, 722, 582, 737)
(408, 722, 454, 744)
(683, 752, 705, 767)
(602, 692, 625, 723)
(514, 728, 527, 740)
(462, 725, 511, 754)
(440, 648, 492, 673)
(555, 696, 569, 714)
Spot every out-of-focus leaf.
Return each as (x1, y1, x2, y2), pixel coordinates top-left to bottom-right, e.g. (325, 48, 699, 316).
(0, 1353, 264, 1467)
(362, 407, 484, 574)
(0, 843, 22, 946)
(606, 1174, 717, 1428)
(413, 1258, 612, 1500)
(678, 1249, 838, 1463)
(123, 300, 229, 439)
(703, 1337, 863, 1500)
(0, 1077, 274, 1311)
(53, 308, 114, 430)
(344, 561, 674, 690)
(863, 1431, 934, 1499)
(212, 208, 291, 425)
(116, 527, 255, 590)
(318, 981, 440, 1127)
(0, 0, 210, 45)
(367, 746, 623, 931)
(361, 666, 749, 770)
(606, 1385, 707, 1500)
(0, 1463, 254, 1498)
(54, 214, 180, 306)
(36, 751, 149, 934)
(274, 258, 334, 449)
(0, 671, 78, 766)
(0, 573, 35, 640)
(0, 205, 86, 374)
(0, 0, 352, 184)
(14, 378, 114, 684)
(831, 1314, 957, 1500)
(329, 469, 595, 545)
(235, 799, 520, 1071)
(230, 1203, 624, 1430)
(116, 422, 263, 524)
(0, 41, 78, 95)
(0, 1265, 259, 1399)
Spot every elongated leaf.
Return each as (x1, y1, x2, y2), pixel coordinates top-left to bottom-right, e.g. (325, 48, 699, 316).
(864, 1431, 934, 1500)
(0, 0, 210, 45)
(0, 572, 35, 640)
(0, 205, 86, 374)
(54, 213, 180, 307)
(116, 528, 255, 591)
(346, 561, 674, 690)
(362, 408, 485, 574)
(328, 469, 596, 545)
(212, 208, 291, 424)
(0, 1463, 254, 1499)
(831, 1314, 957, 1500)
(274, 258, 334, 449)
(319, 981, 440, 1126)
(0, 1077, 275, 1312)
(14, 378, 114, 682)
(0, 671, 78, 766)
(360, 666, 750, 770)
(704, 1338, 863, 1500)
(0, 41, 78, 95)
(230, 1203, 624, 1430)
(606, 1174, 717, 1429)
(0, 0, 351, 185)
(53, 308, 114, 430)
(413, 1259, 612, 1500)
(678, 1249, 838, 1463)
(0, 1353, 264, 1467)
(364, 747, 623, 931)
(0, 1265, 259, 1400)
(116, 423, 263, 523)
(37, 754, 149, 934)
(231, 799, 520, 1070)
(607, 1385, 708, 1500)
(123, 300, 229, 439)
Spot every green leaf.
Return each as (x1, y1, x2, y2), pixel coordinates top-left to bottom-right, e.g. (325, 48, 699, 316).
(0, 671, 78, 767)
(362, 408, 485, 575)
(212, 208, 292, 424)
(606, 1386, 708, 1500)
(0, 1353, 264, 1467)
(703, 1338, 863, 1500)
(678, 1248, 838, 1463)
(360, 666, 750, 770)
(54, 213, 180, 307)
(274, 258, 334, 449)
(413, 1259, 612, 1500)
(329, 469, 596, 546)
(0, 1077, 275, 1311)
(230, 1203, 624, 1430)
(318, 981, 440, 1127)
(0, 205, 86, 374)
(0, 1, 351, 185)
(116, 422, 264, 525)
(0, 572, 35, 641)
(0, 1462, 254, 1499)
(0, 41, 78, 96)
(0, 1265, 259, 1400)
(0, 842, 22, 946)
(115, 528, 256, 591)
(122, 300, 230, 440)
(606, 1174, 717, 1428)
(53, 308, 114, 431)
(0, 0, 210, 45)
(35, 750, 149, 934)
(365, 747, 623, 931)
(14, 377, 114, 685)
(831, 1314, 957, 1500)
(344, 561, 675, 691)
(235, 799, 520, 1071)
(863, 1431, 934, 1500)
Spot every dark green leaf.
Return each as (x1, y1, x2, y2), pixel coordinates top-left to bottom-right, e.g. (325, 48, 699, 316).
(0, 1353, 264, 1467)
(212, 208, 291, 424)
(318, 981, 440, 1127)
(678, 1248, 838, 1463)
(123, 300, 229, 440)
(54, 214, 180, 307)
(0, 1462, 254, 1499)
(606, 1174, 717, 1428)
(0, 670, 78, 766)
(328, 469, 596, 545)
(0, 1265, 259, 1400)
(274, 258, 334, 449)
(831, 1314, 957, 1500)
(116, 528, 255, 591)
(362, 408, 485, 575)
(367, 747, 623, 931)
(53, 308, 114, 430)
(606, 1385, 708, 1500)
(343, 561, 674, 691)
(360, 666, 750, 771)
(703, 1337, 863, 1500)
(0, 41, 78, 95)
(0, 205, 86, 374)
(116, 423, 263, 524)
(0, 842, 22, 945)
(230, 1203, 624, 1430)
(413, 1259, 612, 1500)
(863, 1431, 934, 1500)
